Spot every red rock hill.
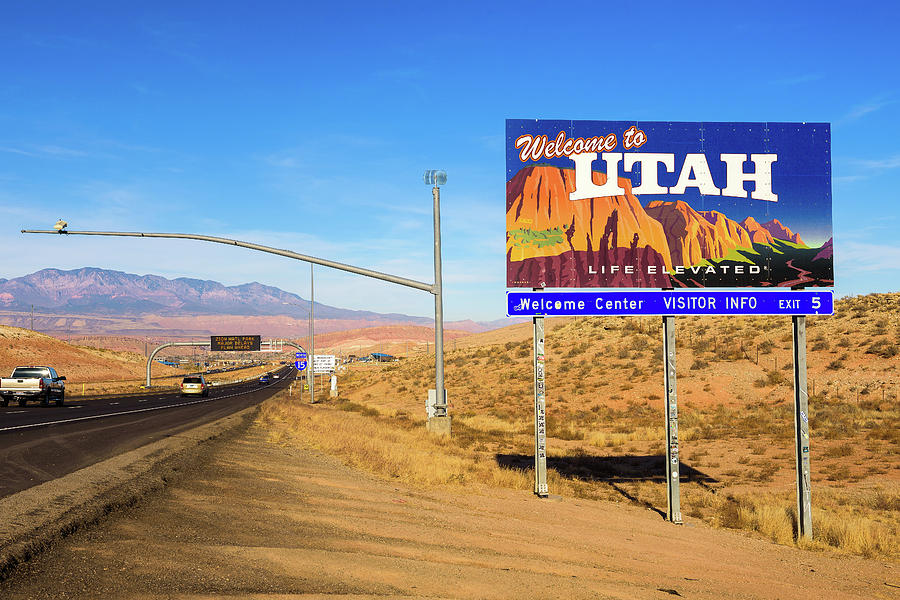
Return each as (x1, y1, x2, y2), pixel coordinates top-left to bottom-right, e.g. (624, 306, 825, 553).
(645, 201, 752, 266)
(760, 218, 805, 245)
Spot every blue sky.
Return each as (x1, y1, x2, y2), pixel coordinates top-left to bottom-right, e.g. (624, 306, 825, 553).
(1, 1, 898, 321)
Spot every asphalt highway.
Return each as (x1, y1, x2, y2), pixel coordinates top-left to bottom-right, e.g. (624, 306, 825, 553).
(0, 365, 296, 498)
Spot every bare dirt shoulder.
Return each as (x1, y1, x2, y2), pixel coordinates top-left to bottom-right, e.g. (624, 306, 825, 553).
(1, 402, 895, 599)
(0, 405, 258, 582)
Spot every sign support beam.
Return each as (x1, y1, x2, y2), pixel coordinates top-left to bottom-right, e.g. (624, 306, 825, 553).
(662, 315, 682, 524)
(792, 315, 813, 540)
(309, 264, 315, 404)
(532, 313, 548, 497)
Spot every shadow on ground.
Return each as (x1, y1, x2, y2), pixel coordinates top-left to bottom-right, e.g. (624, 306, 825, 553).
(496, 454, 719, 517)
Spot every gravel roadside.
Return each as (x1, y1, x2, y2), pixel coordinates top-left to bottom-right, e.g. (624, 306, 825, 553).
(0, 404, 258, 583)
(0, 399, 896, 599)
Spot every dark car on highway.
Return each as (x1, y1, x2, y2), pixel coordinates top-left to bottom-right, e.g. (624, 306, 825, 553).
(258, 373, 271, 384)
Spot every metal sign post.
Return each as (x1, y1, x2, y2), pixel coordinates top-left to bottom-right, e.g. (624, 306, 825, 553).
(792, 315, 813, 539)
(309, 263, 315, 404)
(532, 314, 548, 497)
(662, 315, 682, 523)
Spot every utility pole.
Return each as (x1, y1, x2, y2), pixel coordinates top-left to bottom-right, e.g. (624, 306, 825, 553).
(309, 263, 315, 403)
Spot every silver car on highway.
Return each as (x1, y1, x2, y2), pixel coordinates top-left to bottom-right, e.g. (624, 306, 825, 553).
(180, 375, 209, 397)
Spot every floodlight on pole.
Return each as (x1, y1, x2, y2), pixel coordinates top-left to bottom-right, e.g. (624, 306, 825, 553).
(423, 170, 447, 186)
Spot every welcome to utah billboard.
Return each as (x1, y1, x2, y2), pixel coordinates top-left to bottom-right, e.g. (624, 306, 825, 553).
(506, 120, 833, 289)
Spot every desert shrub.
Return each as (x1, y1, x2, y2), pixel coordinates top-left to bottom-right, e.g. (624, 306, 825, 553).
(866, 339, 898, 358)
(546, 414, 584, 440)
(758, 340, 775, 354)
(691, 358, 709, 370)
(629, 336, 649, 351)
(823, 445, 854, 458)
(756, 370, 786, 386)
(811, 339, 829, 352)
(825, 464, 852, 481)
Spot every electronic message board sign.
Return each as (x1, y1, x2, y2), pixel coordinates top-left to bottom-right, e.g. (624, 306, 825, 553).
(210, 335, 261, 352)
(506, 120, 833, 289)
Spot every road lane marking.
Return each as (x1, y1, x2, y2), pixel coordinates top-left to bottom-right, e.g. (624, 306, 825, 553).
(0, 371, 294, 433)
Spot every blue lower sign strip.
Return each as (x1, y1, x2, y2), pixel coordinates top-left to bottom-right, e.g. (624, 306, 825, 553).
(507, 290, 833, 317)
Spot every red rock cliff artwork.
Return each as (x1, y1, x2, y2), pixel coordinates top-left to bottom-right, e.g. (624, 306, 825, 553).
(506, 166, 672, 288)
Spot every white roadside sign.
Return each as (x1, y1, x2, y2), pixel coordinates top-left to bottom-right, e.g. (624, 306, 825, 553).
(313, 354, 336, 374)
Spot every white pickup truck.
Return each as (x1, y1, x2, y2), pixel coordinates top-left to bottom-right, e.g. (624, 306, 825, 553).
(0, 366, 66, 407)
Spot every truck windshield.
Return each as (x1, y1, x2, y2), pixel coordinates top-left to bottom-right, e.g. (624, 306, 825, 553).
(11, 368, 50, 378)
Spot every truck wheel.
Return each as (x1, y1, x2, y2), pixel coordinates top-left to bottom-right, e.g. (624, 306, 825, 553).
(41, 393, 49, 407)
(56, 391, 65, 406)
(0, 397, 8, 407)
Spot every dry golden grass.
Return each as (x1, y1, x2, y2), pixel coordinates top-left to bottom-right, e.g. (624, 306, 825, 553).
(257, 393, 540, 491)
(285, 293, 900, 560)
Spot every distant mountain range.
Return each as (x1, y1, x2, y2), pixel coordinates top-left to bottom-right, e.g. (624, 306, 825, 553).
(0, 268, 512, 336)
(506, 165, 832, 288)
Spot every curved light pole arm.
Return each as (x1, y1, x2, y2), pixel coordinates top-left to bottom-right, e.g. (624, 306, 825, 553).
(146, 341, 211, 387)
(21, 230, 435, 294)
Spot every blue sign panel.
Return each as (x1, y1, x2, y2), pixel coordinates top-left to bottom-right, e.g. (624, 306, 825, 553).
(507, 290, 833, 317)
(295, 359, 308, 371)
(296, 351, 307, 360)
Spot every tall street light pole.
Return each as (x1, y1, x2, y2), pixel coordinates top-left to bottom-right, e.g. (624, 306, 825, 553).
(425, 170, 449, 435)
(23, 177, 451, 435)
(309, 263, 315, 404)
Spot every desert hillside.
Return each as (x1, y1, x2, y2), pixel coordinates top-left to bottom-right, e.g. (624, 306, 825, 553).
(331, 292, 899, 559)
(0, 326, 279, 394)
(0, 325, 170, 384)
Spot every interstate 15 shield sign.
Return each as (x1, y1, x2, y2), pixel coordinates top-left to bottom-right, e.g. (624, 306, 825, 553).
(506, 120, 833, 289)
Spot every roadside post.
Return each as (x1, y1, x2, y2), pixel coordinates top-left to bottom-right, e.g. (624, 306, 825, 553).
(309, 264, 315, 404)
(792, 315, 812, 539)
(662, 315, 681, 523)
(425, 169, 450, 436)
(533, 312, 549, 497)
(295, 349, 308, 402)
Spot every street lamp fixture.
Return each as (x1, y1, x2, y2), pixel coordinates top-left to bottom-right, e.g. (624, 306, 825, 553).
(423, 170, 447, 186)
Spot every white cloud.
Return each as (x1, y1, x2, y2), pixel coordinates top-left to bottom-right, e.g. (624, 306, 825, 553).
(850, 155, 900, 170)
(840, 94, 894, 122)
(0, 146, 37, 157)
(836, 241, 900, 272)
